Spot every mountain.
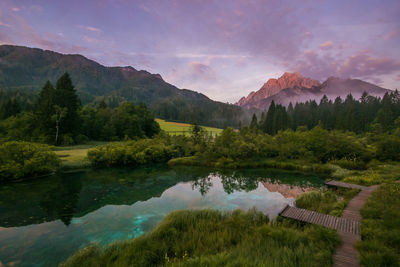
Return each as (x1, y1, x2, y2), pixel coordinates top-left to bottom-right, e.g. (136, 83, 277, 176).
(0, 45, 248, 128)
(237, 72, 320, 106)
(238, 72, 391, 109)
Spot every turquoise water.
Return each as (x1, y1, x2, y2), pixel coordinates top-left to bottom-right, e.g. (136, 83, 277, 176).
(0, 166, 324, 266)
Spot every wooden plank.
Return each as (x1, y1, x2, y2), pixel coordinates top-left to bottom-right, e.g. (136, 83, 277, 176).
(279, 207, 361, 235)
(325, 180, 369, 191)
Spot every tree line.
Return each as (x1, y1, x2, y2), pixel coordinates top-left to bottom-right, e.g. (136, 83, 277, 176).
(0, 73, 160, 145)
(249, 91, 400, 135)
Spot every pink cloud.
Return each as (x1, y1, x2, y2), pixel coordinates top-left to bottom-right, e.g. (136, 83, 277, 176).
(338, 53, 400, 77)
(82, 35, 99, 44)
(80, 25, 102, 33)
(304, 32, 312, 38)
(189, 61, 215, 80)
(291, 50, 400, 84)
(319, 41, 334, 50)
(384, 31, 400, 40)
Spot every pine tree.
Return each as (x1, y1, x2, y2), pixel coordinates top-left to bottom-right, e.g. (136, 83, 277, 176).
(375, 92, 394, 131)
(250, 113, 258, 130)
(264, 101, 276, 134)
(54, 73, 81, 136)
(35, 81, 56, 137)
(0, 99, 20, 119)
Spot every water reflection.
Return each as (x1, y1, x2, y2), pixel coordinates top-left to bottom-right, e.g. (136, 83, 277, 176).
(0, 166, 324, 267)
(261, 179, 315, 199)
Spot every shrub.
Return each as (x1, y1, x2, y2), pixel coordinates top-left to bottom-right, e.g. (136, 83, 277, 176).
(376, 137, 400, 161)
(0, 141, 60, 181)
(62, 134, 75, 146)
(87, 137, 184, 167)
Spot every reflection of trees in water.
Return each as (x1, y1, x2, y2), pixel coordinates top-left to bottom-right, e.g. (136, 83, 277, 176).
(191, 170, 320, 197)
(0, 166, 195, 227)
(192, 175, 213, 195)
(220, 174, 259, 194)
(39, 175, 82, 226)
(191, 172, 259, 195)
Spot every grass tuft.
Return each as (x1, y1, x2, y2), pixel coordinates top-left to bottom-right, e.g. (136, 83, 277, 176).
(296, 188, 359, 216)
(60, 209, 340, 267)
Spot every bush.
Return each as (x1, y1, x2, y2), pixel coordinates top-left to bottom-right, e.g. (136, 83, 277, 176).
(0, 141, 60, 182)
(376, 137, 400, 161)
(87, 137, 186, 167)
(62, 134, 75, 146)
(75, 134, 89, 144)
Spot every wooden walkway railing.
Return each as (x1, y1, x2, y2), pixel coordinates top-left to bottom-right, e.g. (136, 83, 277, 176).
(278, 180, 379, 267)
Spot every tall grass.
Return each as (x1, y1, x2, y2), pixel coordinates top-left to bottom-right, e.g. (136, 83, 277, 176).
(358, 183, 400, 266)
(60, 209, 340, 267)
(295, 188, 359, 216)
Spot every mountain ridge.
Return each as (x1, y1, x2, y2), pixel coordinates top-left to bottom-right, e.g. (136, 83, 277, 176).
(0, 45, 247, 128)
(238, 72, 391, 109)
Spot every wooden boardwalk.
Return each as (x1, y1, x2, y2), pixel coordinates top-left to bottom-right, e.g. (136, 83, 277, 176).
(279, 181, 379, 267)
(325, 180, 369, 191)
(279, 206, 361, 235)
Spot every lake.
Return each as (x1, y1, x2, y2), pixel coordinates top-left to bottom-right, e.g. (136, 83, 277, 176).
(0, 166, 325, 266)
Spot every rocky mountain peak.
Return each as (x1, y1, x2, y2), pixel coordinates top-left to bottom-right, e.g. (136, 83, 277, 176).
(237, 72, 320, 106)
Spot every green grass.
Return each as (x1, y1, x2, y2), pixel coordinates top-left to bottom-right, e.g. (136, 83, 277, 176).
(330, 161, 400, 186)
(358, 183, 400, 266)
(295, 188, 360, 216)
(52, 141, 110, 151)
(53, 141, 117, 169)
(169, 156, 333, 175)
(156, 118, 223, 136)
(60, 209, 340, 267)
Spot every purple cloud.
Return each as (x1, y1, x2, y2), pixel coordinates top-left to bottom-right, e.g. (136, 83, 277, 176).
(189, 61, 216, 81)
(320, 41, 334, 50)
(0, 0, 398, 101)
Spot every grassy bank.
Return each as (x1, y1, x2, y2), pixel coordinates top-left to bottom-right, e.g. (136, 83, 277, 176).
(295, 188, 360, 216)
(358, 183, 400, 266)
(168, 156, 334, 175)
(330, 160, 400, 186)
(60, 209, 340, 267)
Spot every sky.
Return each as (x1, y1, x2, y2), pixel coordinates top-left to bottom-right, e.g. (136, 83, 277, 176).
(0, 0, 399, 103)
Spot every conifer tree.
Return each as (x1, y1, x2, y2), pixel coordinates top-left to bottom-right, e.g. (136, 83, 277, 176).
(250, 113, 258, 129)
(35, 80, 56, 137)
(0, 98, 20, 119)
(264, 101, 276, 134)
(54, 72, 81, 136)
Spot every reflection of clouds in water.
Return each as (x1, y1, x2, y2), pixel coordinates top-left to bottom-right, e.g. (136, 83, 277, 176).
(0, 174, 316, 266)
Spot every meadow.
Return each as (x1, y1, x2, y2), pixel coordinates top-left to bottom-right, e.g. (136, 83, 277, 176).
(155, 118, 223, 136)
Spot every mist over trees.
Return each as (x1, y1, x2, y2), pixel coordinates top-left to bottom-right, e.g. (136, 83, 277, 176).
(251, 91, 400, 135)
